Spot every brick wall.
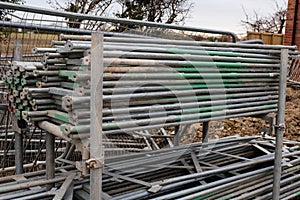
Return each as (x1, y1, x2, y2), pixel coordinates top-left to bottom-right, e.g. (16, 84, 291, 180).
(284, 0, 300, 48)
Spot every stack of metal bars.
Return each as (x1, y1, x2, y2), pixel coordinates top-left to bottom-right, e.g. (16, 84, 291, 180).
(2, 34, 298, 198)
(22, 35, 297, 136)
(0, 137, 299, 200)
(4, 62, 51, 118)
(3, 34, 297, 153)
(99, 137, 300, 200)
(3, 57, 154, 156)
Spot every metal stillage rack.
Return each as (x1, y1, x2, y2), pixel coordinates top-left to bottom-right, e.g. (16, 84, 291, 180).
(0, 1, 299, 200)
(88, 33, 292, 199)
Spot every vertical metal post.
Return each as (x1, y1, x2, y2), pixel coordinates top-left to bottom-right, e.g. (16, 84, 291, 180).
(46, 133, 55, 190)
(90, 33, 104, 200)
(272, 48, 289, 199)
(174, 126, 181, 146)
(14, 133, 23, 174)
(13, 39, 23, 174)
(202, 121, 209, 143)
(13, 39, 23, 61)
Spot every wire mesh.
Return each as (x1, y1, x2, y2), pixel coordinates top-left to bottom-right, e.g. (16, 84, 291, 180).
(0, 22, 60, 63)
(0, 127, 71, 176)
(289, 56, 300, 84)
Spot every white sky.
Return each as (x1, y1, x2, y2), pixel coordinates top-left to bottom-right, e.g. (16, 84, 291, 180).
(185, 0, 287, 35)
(25, 0, 288, 35)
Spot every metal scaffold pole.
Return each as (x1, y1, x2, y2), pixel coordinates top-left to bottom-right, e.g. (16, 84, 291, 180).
(14, 132, 23, 174)
(202, 121, 210, 143)
(46, 132, 55, 190)
(90, 33, 104, 200)
(272, 48, 289, 199)
(13, 39, 24, 175)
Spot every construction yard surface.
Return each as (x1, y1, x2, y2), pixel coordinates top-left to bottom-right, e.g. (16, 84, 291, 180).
(222, 86, 300, 140)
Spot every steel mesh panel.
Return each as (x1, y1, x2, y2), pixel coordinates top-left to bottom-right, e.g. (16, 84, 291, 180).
(289, 57, 300, 83)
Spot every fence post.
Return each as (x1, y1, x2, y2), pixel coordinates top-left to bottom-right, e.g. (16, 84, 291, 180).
(46, 132, 55, 190)
(202, 121, 209, 143)
(90, 32, 104, 200)
(272, 48, 289, 199)
(13, 39, 24, 174)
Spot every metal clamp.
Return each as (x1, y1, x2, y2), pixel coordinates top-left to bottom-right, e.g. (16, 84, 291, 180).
(148, 184, 162, 193)
(274, 123, 285, 131)
(75, 161, 89, 176)
(86, 158, 103, 169)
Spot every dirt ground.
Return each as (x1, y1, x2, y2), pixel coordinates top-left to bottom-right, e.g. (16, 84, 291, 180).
(216, 86, 300, 141)
(285, 86, 300, 141)
(180, 86, 300, 144)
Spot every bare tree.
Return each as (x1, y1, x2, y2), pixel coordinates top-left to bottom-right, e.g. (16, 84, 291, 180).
(0, 0, 25, 20)
(241, 1, 286, 34)
(48, 0, 193, 30)
(115, 0, 193, 24)
(47, 0, 115, 28)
